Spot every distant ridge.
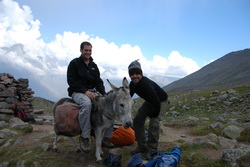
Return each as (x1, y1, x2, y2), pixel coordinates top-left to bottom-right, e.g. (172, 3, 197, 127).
(163, 48, 250, 93)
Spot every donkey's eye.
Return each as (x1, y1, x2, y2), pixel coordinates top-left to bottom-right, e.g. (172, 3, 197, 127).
(120, 104, 124, 108)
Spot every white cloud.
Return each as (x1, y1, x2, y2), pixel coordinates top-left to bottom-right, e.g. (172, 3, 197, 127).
(0, 0, 41, 46)
(0, 0, 200, 101)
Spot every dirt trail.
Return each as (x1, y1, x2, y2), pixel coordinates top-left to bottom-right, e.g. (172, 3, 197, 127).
(21, 124, 55, 147)
(160, 125, 196, 143)
(19, 124, 197, 151)
(22, 124, 196, 146)
(17, 124, 223, 165)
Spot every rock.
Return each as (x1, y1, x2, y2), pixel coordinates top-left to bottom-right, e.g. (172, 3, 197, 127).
(0, 129, 17, 138)
(218, 136, 237, 149)
(34, 118, 44, 125)
(200, 97, 206, 101)
(222, 146, 250, 167)
(169, 111, 180, 117)
(194, 133, 218, 145)
(229, 97, 240, 102)
(218, 94, 228, 101)
(223, 101, 232, 106)
(0, 161, 9, 167)
(0, 139, 14, 149)
(17, 160, 25, 167)
(0, 102, 16, 110)
(212, 90, 219, 95)
(0, 73, 35, 124)
(9, 117, 31, 129)
(187, 116, 199, 122)
(180, 134, 186, 138)
(0, 121, 8, 128)
(11, 123, 30, 129)
(41, 143, 50, 151)
(216, 117, 226, 123)
(209, 122, 223, 130)
(227, 89, 237, 94)
(9, 117, 25, 125)
(37, 115, 54, 122)
(0, 88, 15, 97)
(33, 109, 44, 114)
(200, 117, 209, 121)
(222, 125, 242, 140)
(13, 138, 22, 146)
(0, 109, 14, 114)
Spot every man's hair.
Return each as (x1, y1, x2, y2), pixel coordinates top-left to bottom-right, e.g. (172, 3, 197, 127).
(80, 41, 92, 50)
(129, 68, 142, 76)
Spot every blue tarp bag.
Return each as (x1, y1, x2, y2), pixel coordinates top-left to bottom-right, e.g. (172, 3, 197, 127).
(145, 147, 181, 167)
(127, 147, 181, 167)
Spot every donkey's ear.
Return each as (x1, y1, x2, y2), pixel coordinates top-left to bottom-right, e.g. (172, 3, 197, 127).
(122, 77, 129, 89)
(107, 79, 118, 92)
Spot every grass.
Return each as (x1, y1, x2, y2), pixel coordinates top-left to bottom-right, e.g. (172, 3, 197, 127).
(181, 152, 230, 167)
(190, 125, 224, 136)
(32, 97, 54, 114)
(179, 143, 230, 167)
(236, 153, 250, 167)
(237, 127, 250, 143)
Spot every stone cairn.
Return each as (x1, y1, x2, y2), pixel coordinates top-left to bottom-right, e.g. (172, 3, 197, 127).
(0, 73, 34, 122)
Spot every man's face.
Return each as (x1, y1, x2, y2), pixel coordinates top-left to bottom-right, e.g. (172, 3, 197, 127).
(130, 73, 142, 84)
(80, 45, 92, 59)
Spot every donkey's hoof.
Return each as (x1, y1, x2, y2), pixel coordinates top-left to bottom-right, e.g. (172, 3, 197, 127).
(96, 159, 104, 165)
(52, 148, 58, 152)
(76, 148, 81, 153)
(81, 148, 90, 153)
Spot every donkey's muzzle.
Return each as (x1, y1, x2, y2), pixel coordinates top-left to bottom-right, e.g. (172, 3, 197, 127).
(124, 121, 132, 129)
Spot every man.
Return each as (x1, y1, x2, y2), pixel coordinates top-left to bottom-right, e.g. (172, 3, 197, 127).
(67, 41, 114, 152)
(128, 60, 168, 155)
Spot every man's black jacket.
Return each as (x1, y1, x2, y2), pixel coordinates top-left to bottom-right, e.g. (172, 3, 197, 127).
(129, 76, 168, 118)
(67, 55, 106, 96)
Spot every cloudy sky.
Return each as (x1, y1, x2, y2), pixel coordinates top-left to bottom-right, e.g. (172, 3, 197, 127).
(0, 0, 249, 101)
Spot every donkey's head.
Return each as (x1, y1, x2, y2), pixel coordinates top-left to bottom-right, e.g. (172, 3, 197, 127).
(107, 77, 133, 129)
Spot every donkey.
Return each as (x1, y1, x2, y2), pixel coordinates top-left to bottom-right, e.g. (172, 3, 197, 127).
(52, 77, 133, 162)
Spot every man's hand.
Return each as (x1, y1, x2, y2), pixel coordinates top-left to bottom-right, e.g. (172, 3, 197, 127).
(85, 91, 95, 100)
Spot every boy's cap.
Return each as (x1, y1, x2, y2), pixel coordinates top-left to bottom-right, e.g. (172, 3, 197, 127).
(128, 59, 141, 70)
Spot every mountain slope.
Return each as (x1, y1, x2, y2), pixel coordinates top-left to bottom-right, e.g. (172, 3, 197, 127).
(163, 48, 250, 93)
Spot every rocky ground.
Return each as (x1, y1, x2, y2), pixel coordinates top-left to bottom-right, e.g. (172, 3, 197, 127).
(1, 85, 250, 167)
(1, 122, 200, 167)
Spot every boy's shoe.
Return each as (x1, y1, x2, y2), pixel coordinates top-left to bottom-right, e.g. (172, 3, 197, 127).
(102, 138, 115, 148)
(131, 146, 149, 155)
(79, 137, 90, 153)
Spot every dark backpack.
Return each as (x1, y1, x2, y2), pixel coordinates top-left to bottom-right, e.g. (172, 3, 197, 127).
(104, 155, 122, 167)
(14, 95, 35, 122)
(14, 106, 28, 121)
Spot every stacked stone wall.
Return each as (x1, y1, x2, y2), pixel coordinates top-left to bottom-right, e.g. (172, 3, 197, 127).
(0, 73, 34, 121)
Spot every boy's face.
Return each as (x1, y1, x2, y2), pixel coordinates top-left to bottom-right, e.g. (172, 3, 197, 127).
(130, 73, 142, 84)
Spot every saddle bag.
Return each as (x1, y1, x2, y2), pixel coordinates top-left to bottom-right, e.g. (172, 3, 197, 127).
(54, 103, 81, 136)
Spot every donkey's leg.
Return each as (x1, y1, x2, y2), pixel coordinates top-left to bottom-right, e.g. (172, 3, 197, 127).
(52, 134, 58, 152)
(99, 128, 106, 155)
(94, 128, 103, 161)
(68, 137, 81, 152)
